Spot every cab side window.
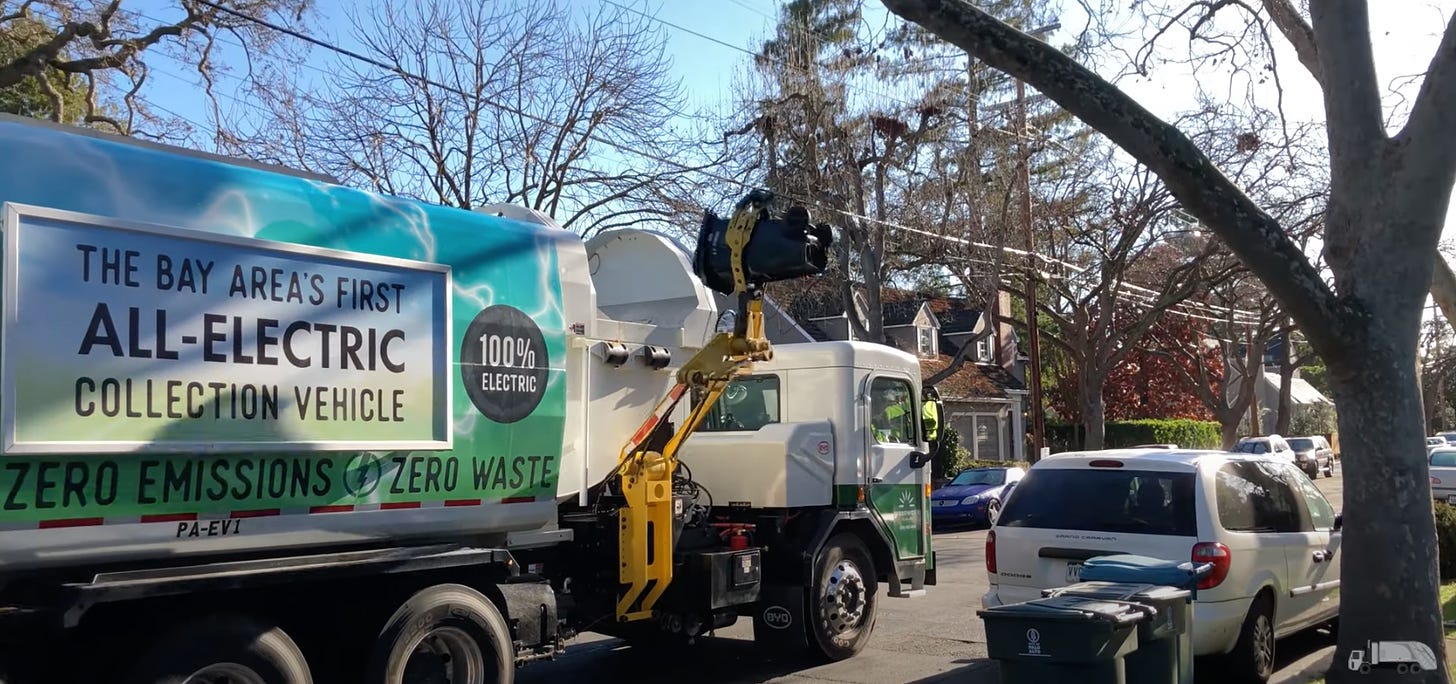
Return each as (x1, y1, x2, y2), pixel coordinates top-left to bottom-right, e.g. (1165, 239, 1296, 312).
(701, 375, 781, 432)
(869, 377, 917, 445)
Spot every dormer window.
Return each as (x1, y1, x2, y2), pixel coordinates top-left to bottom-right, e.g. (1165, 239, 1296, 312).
(917, 326, 936, 358)
(976, 337, 990, 361)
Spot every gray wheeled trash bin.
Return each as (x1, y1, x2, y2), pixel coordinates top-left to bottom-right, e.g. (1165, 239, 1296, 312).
(1044, 582, 1193, 684)
(978, 595, 1151, 684)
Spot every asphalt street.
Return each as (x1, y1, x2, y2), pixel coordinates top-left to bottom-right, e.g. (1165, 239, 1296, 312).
(518, 466, 1347, 684)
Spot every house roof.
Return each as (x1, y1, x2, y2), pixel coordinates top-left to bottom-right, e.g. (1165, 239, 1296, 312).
(920, 356, 1008, 400)
(797, 288, 986, 332)
(976, 362, 1026, 393)
(1260, 371, 1331, 405)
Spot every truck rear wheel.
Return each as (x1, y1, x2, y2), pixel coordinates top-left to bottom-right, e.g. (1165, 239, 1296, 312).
(123, 614, 312, 684)
(806, 533, 878, 662)
(366, 583, 513, 684)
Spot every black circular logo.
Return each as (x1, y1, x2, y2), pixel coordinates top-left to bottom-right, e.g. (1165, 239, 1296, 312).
(343, 453, 382, 497)
(460, 305, 549, 423)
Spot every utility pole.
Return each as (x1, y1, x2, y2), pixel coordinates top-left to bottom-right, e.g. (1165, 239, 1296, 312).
(1247, 327, 1261, 436)
(1016, 21, 1059, 461)
(1018, 75, 1045, 460)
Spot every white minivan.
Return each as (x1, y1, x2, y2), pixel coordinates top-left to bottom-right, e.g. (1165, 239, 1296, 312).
(982, 449, 1341, 683)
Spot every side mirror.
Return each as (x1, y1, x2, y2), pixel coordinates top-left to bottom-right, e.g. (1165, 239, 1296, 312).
(1333, 514, 1343, 532)
(909, 451, 932, 469)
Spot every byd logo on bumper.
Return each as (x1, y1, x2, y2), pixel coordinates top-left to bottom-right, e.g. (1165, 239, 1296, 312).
(763, 605, 793, 629)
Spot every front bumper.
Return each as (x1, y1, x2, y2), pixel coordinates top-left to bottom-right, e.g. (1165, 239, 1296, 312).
(930, 500, 990, 523)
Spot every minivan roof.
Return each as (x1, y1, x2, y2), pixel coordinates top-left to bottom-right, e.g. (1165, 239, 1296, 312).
(1033, 448, 1275, 472)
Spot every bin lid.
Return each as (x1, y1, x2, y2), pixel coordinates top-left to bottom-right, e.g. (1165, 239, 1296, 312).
(978, 595, 1151, 626)
(1044, 581, 1190, 605)
(1079, 554, 1201, 588)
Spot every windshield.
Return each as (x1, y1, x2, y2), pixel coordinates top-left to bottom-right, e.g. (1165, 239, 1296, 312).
(997, 469, 1197, 536)
(1287, 438, 1314, 451)
(1233, 440, 1269, 454)
(950, 469, 1005, 486)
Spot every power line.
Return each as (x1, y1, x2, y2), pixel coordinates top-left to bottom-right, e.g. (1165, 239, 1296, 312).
(185, 0, 1262, 322)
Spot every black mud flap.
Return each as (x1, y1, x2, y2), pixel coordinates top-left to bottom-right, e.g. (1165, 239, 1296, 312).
(752, 584, 808, 652)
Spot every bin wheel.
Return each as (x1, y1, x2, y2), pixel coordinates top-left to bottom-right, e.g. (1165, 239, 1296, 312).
(124, 614, 312, 684)
(1225, 594, 1274, 683)
(365, 583, 513, 684)
(806, 533, 878, 662)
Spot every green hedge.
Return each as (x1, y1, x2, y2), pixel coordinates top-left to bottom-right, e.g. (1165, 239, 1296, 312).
(1047, 419, 1222, 452)
(961, 459, 1031, 470)
(1439, 502, 1456, 581)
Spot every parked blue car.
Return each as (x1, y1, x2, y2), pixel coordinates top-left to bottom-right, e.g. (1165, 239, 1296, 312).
(931, 466, 1026, 528)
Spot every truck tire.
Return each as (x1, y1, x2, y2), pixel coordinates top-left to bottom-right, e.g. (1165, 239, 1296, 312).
(806, 532, 878, 662)
(366, 583, 513, 684)
(1225, 593, 1275, 683)
(123, 614, 312, 684)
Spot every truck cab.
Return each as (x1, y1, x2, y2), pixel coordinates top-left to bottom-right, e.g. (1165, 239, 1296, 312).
(683, 341, 933, 571)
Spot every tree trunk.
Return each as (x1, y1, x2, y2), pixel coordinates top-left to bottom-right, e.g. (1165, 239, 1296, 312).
(1219, 418, 1241, 450)
(1276, 333, 1296, 434)
(1080, 372, 1106, 450)
(1328, 334, 1446, 683)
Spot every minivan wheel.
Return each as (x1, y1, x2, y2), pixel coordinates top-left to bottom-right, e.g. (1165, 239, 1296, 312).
(1226, 594, 1275, 683)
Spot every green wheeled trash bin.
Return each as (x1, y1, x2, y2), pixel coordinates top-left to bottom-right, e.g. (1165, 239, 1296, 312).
(1060, 553, 1215, 684)
(978, 595, 1153, 684)
(1044, 582, 1193, 684)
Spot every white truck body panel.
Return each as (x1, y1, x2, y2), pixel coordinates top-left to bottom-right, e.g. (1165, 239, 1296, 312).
(0, 118, 719, 572)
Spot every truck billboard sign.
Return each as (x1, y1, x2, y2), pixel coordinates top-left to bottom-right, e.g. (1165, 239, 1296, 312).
(0, 119, 567, 529)
(2, 204, 452, 454)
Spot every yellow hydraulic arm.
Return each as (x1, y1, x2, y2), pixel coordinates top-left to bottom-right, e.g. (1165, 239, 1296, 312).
(613, 191, 776, 622)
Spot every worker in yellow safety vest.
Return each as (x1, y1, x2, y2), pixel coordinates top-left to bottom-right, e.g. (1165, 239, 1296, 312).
(923, 386, 943, 457)
(872, 385, 912, 443)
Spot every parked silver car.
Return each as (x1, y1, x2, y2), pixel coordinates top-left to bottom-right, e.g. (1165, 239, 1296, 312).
(1287, 436, 1335, 479)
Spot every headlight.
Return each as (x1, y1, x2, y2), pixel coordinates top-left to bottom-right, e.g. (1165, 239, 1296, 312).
(961, 494, 984, 505)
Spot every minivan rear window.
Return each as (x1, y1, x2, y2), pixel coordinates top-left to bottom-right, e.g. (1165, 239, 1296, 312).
(996, 469, 1197, 536)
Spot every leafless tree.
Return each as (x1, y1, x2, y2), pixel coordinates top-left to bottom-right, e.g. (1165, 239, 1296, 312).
(881, 0, 1456, 677)
(0, 0, 307, 137)
(225, 0, 717, 236)
(1026, 149, 1239, 449)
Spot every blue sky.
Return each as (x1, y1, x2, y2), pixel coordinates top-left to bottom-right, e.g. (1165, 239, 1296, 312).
(136, 0, 1455, 247)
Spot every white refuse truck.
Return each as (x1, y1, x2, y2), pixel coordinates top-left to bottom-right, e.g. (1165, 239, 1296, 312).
(0, 116, 935, 684)
(1347, 640, 1440, 675)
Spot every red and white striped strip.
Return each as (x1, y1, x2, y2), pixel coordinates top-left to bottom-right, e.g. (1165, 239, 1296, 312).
(0, 495, 540, 531)
(624, 383, 687, 455)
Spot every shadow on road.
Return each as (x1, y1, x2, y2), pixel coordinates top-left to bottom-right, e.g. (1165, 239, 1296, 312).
(518, 635, 828, 683)
(901, 659, 999, 683)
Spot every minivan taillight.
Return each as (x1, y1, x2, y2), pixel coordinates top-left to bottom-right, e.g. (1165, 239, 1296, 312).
(986, 530, 997, 574)
(1192, 542, 1231, 590)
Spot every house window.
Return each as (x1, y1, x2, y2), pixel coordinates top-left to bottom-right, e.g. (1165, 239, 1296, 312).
(976, 337, 990, 362)
(701, 375, 781, 432)
(917, 326, 936, 358)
